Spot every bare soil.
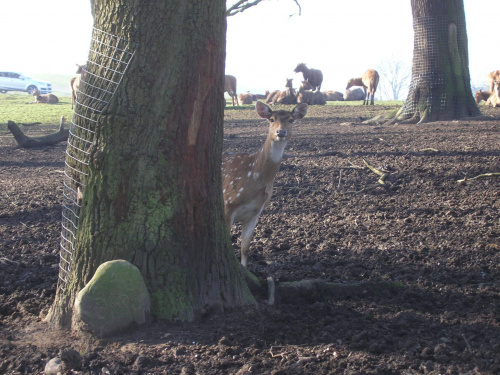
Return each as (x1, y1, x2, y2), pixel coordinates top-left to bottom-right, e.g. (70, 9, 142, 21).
(1, 103, 499, 374)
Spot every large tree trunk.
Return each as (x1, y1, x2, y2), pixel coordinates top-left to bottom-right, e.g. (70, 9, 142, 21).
(397, 0, 480, 123)
(47, 0, 254, 329)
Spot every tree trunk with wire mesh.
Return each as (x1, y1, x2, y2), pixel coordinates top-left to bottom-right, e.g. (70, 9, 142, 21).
(397, 0, 480, 124)
(46, 0, 254, 330)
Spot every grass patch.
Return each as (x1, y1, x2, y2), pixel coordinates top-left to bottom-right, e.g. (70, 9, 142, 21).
(226, 98, 405, 107)
(0, 94, 73, 132)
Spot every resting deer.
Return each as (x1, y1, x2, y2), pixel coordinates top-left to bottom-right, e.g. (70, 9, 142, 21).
(222, 101, 308, 266)
(346, 69, 380, 105)
(31, 88, 59, 104)
(474, 89, 491, 104)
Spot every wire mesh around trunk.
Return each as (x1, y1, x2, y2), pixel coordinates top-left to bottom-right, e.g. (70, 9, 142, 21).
(58, 28, 135, 291)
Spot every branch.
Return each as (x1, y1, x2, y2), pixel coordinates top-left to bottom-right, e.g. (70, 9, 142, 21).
(354, 158, 390, 194)
(226, 0, 302, 17)
(457, 173, 500, 184)
(226, 0, 265, 16)
(7, 117, 69, 148)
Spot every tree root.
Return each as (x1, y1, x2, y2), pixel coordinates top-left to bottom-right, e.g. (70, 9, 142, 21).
(269, 278, 404, 305)
(243, 269, 405, 305)
(7, 117, 69, 148)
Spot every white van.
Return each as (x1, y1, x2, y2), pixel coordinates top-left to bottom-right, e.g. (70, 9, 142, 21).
(0, 72, 52, 94)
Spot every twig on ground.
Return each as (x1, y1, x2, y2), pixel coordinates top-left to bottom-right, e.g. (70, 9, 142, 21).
(0, 257, 20, 266)
(461, 333, 473, 353)
(457, 173, 500, 184)
(270, 346, 290, 359)
(355, 158, 391, 194)
(291, 356, 315, 368)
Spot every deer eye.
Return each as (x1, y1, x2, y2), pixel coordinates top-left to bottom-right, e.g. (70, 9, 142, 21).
(269, 118, 275, 122)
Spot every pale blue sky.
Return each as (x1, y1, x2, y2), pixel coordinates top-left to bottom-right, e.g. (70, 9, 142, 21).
(1, 0, 497, 95)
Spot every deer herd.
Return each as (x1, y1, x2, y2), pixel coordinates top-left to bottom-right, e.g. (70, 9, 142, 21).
(227, 64, 381, 108)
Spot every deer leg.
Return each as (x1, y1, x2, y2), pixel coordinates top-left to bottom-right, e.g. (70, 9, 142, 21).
(363, 88, 368, 105)
(239, 214, 261, 267)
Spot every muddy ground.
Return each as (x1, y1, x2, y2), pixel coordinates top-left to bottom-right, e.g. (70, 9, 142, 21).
(0, 102, 499, 374)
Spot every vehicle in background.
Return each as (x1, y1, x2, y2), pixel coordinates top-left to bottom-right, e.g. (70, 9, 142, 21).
(0, 72, 52, 94)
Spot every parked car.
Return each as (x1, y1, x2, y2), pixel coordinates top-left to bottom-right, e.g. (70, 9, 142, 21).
(0, 71, 52, 94)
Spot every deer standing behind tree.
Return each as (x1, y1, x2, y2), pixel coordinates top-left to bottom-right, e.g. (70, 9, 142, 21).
(222, 101, 308, 266)
(70, 64, 86, 109)
(224, 75, 239, 106)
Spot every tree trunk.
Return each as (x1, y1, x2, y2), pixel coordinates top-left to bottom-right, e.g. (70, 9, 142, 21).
(47, 0, 254, 330)
(397, 0, 480, 123)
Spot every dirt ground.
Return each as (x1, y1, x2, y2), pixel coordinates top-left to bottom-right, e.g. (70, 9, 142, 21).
(0, 102, 499, 374)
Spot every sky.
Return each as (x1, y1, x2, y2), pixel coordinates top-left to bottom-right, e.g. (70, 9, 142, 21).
(1, 0, 498, 97)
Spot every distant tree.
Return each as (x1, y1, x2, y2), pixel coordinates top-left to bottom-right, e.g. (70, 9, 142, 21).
(391, 0, 480, 123)
(377, 56, 411, 100)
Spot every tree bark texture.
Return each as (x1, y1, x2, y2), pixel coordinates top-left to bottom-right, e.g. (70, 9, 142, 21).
(399, 0, 480, 123)
(47, 0, 254, 329)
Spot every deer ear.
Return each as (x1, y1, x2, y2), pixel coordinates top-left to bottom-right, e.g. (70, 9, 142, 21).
(293, 103, 308, 120)
(256, 101, 272, 119)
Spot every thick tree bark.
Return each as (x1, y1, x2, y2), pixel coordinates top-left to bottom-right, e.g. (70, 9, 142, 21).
(47, 0, 254, 330)
(396, 0, 480, 123)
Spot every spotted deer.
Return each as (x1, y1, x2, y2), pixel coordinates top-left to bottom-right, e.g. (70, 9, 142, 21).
(222, 101, 308, 266)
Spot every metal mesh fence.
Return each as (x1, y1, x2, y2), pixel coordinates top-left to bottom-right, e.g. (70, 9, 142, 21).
(399, 15, 467, 119)
(58, 28, 135, 291)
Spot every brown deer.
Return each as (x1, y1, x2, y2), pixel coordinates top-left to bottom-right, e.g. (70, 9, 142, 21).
(238, 92, 253, 104)
(487, 70, 500, 93)
(70, 64, 86, 109)
(266, 78, 297, 105)
(474, 89, 491, 104)
(297, 80, 326, 105)
(294, 63, 323, 92)
(222, 101, 308, 266)
(224, 75, 239, 106)
(346, 69, 380, 105)
(486, 80, 500, 107)
(31, 88, 59, 104)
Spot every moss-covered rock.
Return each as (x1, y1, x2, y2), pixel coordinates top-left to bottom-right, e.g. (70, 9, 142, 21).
(73, 259, 150, 337)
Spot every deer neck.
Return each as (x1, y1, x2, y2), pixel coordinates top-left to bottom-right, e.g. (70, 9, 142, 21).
(252, 136, 287, 179)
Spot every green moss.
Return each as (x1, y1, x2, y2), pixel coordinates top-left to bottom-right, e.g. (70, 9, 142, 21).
(74, 260, 150, 334)
(151, 269, 193, 321)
